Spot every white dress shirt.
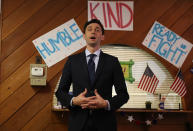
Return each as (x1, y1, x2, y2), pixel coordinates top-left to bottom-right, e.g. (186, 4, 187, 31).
(85, 48, 101, 71)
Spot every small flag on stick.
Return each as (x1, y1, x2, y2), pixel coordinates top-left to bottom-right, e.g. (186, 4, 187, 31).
(170, 70, 187, 97)
(138, 65, 159, 93)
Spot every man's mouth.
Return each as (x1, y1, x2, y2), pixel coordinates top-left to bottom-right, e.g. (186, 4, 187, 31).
(90, 36, 96, 40)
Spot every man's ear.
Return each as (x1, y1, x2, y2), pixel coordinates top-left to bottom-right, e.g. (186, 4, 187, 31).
(101, 35, 104, 40)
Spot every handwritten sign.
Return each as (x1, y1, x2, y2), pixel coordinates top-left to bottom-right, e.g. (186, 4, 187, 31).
(142, 21, 193, 68)
(88, 1, 133, 31)
(33, 19, 86, 67)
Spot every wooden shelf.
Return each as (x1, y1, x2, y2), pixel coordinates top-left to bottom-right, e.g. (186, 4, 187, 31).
(117, 108, 193, 113)
(52, 108, 193, 113)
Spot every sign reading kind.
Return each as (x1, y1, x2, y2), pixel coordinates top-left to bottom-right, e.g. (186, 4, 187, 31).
(33, 19, 86, 67)
(88, 1, 134, 31)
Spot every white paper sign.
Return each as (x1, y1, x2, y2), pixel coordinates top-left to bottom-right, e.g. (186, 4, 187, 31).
(33, 19, 86, 67)
(142, 21, 193, 68)
(88, 1, 133, 31)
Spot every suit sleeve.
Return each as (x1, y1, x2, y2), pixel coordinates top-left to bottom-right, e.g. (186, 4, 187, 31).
(55, 57, 73, 108)
(109, 57, 129, 110)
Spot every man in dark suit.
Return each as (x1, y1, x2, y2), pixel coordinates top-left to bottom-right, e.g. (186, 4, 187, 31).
(56, 19, 129, 131)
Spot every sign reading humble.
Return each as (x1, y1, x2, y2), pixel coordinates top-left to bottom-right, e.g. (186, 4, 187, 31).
(33, 19, 86, 67)
(88, 1, 133, 31)
(142, 21, 193, 68)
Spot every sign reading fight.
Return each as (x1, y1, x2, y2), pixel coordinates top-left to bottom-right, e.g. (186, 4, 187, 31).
(33, 19, 86, 67)
(88, 1, 133, 31)
(142, 21, 192, 68)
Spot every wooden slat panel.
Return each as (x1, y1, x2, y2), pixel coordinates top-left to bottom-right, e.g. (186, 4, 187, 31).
(1, 0, 72, 63)
(158, 0, 193, 27)
(0, 85, 51, 130)
(116, 112, 188, 131)
(20, 74, 63, 131)
(170, 6, 193, 34)
(0, 0, 86, 104)
(0, 45, 83, 125)
(167, 6, 193, 109)
(0, 3, 87, 125)
(22, 103, 68, 131)
(182, 24, 193, 46)
(0, 72, 60, 130)
(182, 24, 193, 81)
(0, 13, 2, 83)
(149, 126, 185, 131)
(188, 114, 193, 130)
(181, 24, 193, 110)
(2, 0, 49, 40)
(0, 80, 39, 125)
(0, 53, 66, 124)
(44, 123, 68, 131)
(1, 67, 59, 130)
(21, 103, 53, 131)
(0, 0, 73, 81)
(0, 0, 193, 130)
(0, 52, 38, 104)
(157, 0, 193, 84)
(0, 0, 86, 82)
(2, 0, 25, 19)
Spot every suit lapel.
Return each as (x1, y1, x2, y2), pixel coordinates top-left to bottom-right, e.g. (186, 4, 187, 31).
(80, 51, 91, 87)
(93, 51, 105, 86)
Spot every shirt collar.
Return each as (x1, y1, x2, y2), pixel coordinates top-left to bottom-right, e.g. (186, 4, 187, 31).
(85, 48, 101, 57)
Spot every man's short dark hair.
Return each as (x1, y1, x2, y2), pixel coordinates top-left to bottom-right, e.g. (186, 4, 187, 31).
(83, 19, 104, 35)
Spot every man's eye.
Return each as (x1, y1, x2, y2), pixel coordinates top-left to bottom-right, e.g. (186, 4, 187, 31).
(96, 28, 101, 32)
(87, 28, 92, 31)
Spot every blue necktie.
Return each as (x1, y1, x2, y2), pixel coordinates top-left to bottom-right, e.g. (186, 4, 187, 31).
(88, 54, 96, 85)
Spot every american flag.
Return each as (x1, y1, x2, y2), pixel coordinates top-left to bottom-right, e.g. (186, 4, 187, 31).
(170, 70, 187, 97)
(138, 65, 159, 93)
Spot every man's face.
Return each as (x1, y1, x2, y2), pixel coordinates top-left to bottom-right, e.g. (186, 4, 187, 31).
(83, 23, 104, 48)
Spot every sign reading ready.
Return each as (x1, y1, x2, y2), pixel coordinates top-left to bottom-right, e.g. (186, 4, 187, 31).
(142, 21, 192, 68)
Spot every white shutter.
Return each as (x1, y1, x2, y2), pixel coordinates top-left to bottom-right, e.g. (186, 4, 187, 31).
(101, 44, 181, 109)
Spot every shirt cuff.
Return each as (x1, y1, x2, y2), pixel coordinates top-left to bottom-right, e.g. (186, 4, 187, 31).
(70, 97, 74, 106)
(105, 100, 111, 110)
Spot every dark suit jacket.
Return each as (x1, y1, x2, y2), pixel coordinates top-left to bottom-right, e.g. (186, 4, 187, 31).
(56, 51, 129, 131)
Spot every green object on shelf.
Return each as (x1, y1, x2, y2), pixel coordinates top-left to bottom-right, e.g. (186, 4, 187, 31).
(120, 59, 135, 83)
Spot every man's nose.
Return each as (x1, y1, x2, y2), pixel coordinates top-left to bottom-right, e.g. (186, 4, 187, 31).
(91, 29, 96, 33)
